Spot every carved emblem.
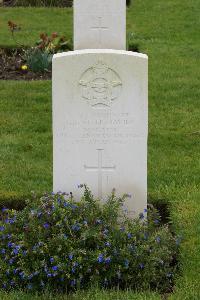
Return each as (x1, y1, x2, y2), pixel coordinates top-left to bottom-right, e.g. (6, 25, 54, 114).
(79, 61, 122, 108)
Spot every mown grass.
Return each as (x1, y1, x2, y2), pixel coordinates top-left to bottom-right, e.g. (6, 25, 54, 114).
(0, 289, 161, 300)
(0, 7, 73, 48)
(0, 0, 200, 299)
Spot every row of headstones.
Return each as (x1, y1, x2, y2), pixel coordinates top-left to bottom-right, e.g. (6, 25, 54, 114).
(53, 0, 148, 217)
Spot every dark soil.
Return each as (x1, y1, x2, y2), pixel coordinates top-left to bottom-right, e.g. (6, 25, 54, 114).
(0, 48, 51, 80)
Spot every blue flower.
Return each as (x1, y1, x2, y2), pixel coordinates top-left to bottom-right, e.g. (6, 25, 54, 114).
(139, 263, 145, 269)
(0, 226, 5, 231)
(96, 219, 102, 225)
(139, 213, 144, 220)
(70, 279, 76, 287)
(19, 271, 25, 279)
(69, 253, 73, 260)
(1, 249, 6, 254)
(43, 223, 50, 229)
(40, 280, 45, 287)
(154, 219, 160, 225)
(9, 259, 14, 265)
(155, 236, 161, 243)
(13, 249, 19, 255)
(105, 257, 111, 264)
(34, 271, 39, 276)
(37, 212, 42, 218)
(6, 234, 12, 239)
(83, 220, 88, 225)
(57, 198, 62, 205)
(52, 265, 58, 271)
(127, 233, 132, 239)
(50, 257, 54, 263)
(105, 241, 110, 247)
(7, 242, 14, 248)
(73, 262, 79, 267)
(166, 272, 173, 278)
(124, 259, 129, 268)
(97, 254, 104, 263)
(71, 204, 77, 211)
(71, 224, 80, 231)
(27, 284, 32, 289)
(47, 273, 52, 278)
(176, 237, 182, 246)
(13, 246, 20, 255)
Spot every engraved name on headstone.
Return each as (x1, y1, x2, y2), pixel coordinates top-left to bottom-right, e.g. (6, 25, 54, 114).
(53, 50, 148, 216)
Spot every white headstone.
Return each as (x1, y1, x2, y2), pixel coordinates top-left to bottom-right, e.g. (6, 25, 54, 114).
(74, 0, 126, 50)
(53, 49, 148, 216)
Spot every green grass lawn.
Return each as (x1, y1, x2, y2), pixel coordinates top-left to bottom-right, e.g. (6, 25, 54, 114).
(0, 0, 200, 299)
(0, 289, 161, 300)
(0, 7, 73, 48)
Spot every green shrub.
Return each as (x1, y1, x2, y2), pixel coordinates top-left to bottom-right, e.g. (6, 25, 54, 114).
(0, 186, 180, 293)
(24, 48, 52, 72)
(36, 32, 72, 53)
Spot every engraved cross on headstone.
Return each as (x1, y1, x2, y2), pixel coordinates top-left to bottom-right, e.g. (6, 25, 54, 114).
(91, 17, 109, 46)
(84, 149, 116, 199)
(74, 0, 126, 50)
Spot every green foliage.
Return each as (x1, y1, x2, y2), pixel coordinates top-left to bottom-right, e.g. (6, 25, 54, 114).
(0, 186, 179, 293)
(7, 20, 72, 72)
(127, 33, 140, 52)
(36, 32, 72, 53)
(24, 48, 52, 73)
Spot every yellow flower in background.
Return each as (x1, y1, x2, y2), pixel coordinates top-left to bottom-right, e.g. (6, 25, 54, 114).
(21, 65, 28, 71)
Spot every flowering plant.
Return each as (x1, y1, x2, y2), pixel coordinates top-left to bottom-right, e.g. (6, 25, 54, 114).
(36, 32, 72, 53)
(0, 186, 180, 293)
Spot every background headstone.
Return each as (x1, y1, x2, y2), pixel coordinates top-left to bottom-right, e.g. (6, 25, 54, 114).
(74, 0, 126, 50)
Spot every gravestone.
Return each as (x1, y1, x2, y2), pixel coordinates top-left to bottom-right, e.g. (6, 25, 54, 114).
(74, 0, 126, 50)
(53, 0, 148, 216)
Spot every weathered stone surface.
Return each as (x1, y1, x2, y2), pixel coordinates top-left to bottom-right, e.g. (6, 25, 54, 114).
(53, 49, 148, 216)
(74, 0, 126, 50)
